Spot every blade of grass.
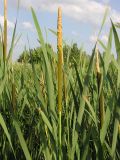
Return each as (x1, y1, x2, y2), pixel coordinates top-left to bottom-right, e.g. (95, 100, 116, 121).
(13, 119, 32, 160)
(111, 20, 120, 64)
(0, 113, 15, 156)
(31, 7, 56, 116)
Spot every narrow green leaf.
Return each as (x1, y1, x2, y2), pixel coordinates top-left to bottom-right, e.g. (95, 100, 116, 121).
(14, 119, 32, 160)
(111, 20, 120, 64)
(83, 96, 97, 126)
(38, 108, 54, 137)
(100, 106, 111, 144)
(0, 113, 15, 156)
(31, 8, 56, 115)
(111, 105, 120, 158)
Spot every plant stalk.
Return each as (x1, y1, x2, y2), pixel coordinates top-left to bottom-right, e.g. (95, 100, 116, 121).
(3, 0, 7, 62)
(96, 47, 105, 130)
(57, 7, 63, 160)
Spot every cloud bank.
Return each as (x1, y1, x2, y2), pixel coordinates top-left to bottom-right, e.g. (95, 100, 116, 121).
(8, 0, 120, 26)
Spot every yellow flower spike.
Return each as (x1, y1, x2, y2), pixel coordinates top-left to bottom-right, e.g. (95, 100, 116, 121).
(96, 47, 100, 74)
(57, 7, 63, 160)
(57, 7, 63, 113)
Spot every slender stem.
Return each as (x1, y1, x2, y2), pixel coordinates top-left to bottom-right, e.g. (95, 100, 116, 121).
(3, 0, 7, 62)
(63, 72, 67, 106)
(12, 65, 15, 113)
(96, 47, 104, 130)
(58, 111, 62, 160)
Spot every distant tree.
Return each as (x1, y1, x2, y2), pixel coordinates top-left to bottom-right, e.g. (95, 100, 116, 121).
(18, 50, 30, 63)
(63, 43, 87, 66)
(17, 44, 53, 63)
(30, 47, 43, 63)
(70, 43, 80, 64)
(18, 43, 89, 67)
(63, 44, 70, 63)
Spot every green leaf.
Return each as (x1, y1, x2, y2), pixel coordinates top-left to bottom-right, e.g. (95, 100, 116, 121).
(7, 20, 17, 62)
(74, 62, 83, 95)
(38, 108, 53, 134)
(31, 8, 56, 116)
(98, 7, 109, 38)
(14, 119, 32, 160)
(72, 44, 96, 155)
(103, 28, 113, 74)
(100, 106, 111, 144)
(111, 104, 120, 158)
(0, 113, 15, 156)
(111, 20, 120, 64)
(83, 97, 97, 126)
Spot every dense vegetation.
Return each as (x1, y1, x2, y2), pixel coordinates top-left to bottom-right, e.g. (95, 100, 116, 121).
(17, 43, 89, 66)
(0, 2, 120, 160)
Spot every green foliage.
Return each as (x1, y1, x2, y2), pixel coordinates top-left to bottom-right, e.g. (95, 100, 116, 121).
(18, 44, 54, 64)
(18, 43, 89, 69)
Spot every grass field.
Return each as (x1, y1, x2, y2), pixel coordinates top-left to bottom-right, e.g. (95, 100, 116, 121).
(0, 1, 120, 160)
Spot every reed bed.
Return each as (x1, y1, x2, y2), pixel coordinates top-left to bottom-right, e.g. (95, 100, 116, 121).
(0, 1, 120, 160)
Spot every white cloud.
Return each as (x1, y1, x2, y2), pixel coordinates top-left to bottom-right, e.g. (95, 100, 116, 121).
(22, 21, 33, 30)
(102, 0, 110, 3)
(90, 35, 98, 43)
(71, 31, 78, 36)
(0, 15, 14, 28)
(90, 34, 108, 43)
(101, 35, 108, 42)
(9, 0, 120, 26)
(110, 10, 120, 23)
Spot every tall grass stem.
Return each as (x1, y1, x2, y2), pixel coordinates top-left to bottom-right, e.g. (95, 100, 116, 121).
(3, 0, 7, 62)
(57, 7, 63, 160)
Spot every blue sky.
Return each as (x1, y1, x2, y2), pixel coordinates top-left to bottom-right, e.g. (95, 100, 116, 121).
(0, 0, 120, 60)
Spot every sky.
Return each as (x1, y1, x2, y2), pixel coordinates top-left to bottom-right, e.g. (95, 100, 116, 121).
(0, 0, 120, 60)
